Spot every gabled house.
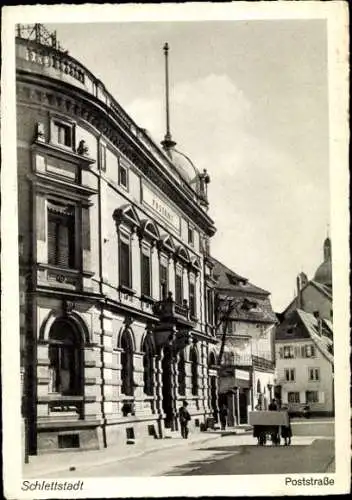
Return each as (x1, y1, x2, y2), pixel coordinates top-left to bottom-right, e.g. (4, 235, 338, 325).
(211, 257, 277, 425)
(275, 308, 334, 416)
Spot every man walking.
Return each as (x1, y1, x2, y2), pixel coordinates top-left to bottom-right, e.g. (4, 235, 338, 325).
(179, 401, 191, 439)
(219, 404, 228, 431)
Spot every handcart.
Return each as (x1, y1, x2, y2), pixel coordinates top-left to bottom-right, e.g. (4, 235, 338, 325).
(248, 411, 289, 446)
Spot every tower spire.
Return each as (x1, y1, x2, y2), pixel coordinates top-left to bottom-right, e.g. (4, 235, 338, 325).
(161, 42, 176, 151)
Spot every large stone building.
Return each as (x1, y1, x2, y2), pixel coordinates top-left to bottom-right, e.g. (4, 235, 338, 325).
(274, 237, 334, 415)
(17, 25, 219, 455)
(210, 258, 277, 425)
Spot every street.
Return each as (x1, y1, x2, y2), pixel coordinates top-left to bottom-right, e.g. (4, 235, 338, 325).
(41, 419, 334, 477)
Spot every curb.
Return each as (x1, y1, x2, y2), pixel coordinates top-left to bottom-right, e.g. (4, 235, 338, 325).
(24, 433, 223, 477)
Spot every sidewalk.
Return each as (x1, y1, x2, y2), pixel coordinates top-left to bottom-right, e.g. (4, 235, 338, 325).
(23, 426, 251, 478)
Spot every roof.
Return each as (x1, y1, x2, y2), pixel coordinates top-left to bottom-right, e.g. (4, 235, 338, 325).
(282, 279, 332, 316)
(275, 309, 311, 341)
(310, 280, 333, 300)
(296, 309, 334, 363)
(217, 294, 277, 324)
(210, 257, 270, 295)
(275, 309, 333, 363)
(210, 258, 276, 324)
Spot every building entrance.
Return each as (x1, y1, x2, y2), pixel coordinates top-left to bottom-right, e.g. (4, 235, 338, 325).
(239, 389, 249, 424)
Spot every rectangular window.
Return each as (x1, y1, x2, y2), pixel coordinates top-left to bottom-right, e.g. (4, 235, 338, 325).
(188, 226, 194, 246)
(308, 368, 320, 381)
(288, 392, 300, 403)
(227, 321, 234, 334)
(119, 234, 131, 288)
(141, 251, 151, 297)
(100, 144, 107, 172)
(283, 346, 295, 359)
(189, 281, 196, 318)
(284, 368, 295, 382)
(306, 390, 319, 403)
(159, 262, 168, 300)
(206, 288, 213, 324)
(119, 159, 129, 189)
(47, 202, 75, 269)
(175, 270, 183, 305)
(52, 120, 73, 148)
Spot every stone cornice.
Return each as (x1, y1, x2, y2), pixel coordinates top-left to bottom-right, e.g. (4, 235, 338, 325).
(16, 71, 216, 237)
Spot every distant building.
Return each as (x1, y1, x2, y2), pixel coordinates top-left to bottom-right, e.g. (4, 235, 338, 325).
(283, 237, 333, 321)
(211, 258, 277, 425)
(274, 237, 334, 415)
(275, 309, 333, 415)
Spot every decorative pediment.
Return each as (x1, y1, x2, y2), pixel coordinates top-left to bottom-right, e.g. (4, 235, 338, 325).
(175, 245, 190, 263)
(139, 219, 160, 242)
(113, 204, 140, 230)
(158, 233, 175, 254)
(189, 256, 201, 272)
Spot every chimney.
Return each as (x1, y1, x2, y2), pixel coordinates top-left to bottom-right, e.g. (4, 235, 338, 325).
(296, 275, 302, 309)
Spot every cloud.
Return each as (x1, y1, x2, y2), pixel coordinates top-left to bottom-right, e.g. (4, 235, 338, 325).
(125, 74, 329, 311)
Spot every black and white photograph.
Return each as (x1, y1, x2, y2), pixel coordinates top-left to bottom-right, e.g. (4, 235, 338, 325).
(1, 2, 350, 498)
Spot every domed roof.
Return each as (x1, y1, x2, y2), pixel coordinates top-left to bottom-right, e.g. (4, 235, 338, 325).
(314, 260, 332, 286)
(168, 148, 199, 185)
(313, 237, 332, 286)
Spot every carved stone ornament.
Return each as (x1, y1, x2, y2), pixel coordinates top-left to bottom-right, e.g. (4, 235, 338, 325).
(77, 139, 89, 156)
(124, 316, 134, 328)
(63, 300, 75, 315)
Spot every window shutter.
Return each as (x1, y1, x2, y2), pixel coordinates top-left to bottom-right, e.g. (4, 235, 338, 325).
(81, 207, 90, 251)
(319, 391, 325, 403)
(175, 272, 183, 305)
(119, 239, 131, 287)
(48, 219, 57, 265)
(294, 346, 299, 358)
(57, 223, 70, 267)
(141, 253, 151, 296)
(189, 282, 196, 317)
(301, 346, 305, 358)
(279, 347, 284, 359)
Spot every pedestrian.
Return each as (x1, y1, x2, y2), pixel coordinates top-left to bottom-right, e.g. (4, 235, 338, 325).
(281, 407, 292, 446)
(219, 404, 228, 431)
(268, 398, 278, 411)
(179, 401, 191, 439)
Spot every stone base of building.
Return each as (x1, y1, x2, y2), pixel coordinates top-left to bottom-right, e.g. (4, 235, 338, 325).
(32, 411, 211, 455)
(37, 420, 104, 454)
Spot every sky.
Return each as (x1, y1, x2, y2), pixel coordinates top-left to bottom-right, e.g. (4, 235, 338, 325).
(47, 20, 330, 311)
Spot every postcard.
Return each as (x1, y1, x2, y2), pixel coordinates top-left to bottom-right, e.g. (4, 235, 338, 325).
(1, 1, 350, 497)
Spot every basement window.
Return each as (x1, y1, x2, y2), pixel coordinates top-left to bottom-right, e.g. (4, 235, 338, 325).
(58, 434, 80, 449)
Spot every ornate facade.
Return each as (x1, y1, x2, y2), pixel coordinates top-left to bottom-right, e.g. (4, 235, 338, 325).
(17, 25, 218, 455)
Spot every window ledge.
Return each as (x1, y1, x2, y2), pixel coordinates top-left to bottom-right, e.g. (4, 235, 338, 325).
(119, 285, 136, 296)
(140, 294, 156, 304)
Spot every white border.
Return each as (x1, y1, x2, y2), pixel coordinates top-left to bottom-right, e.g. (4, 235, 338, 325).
(1, 2, 350, 498)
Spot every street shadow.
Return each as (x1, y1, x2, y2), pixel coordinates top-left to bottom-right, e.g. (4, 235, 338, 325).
(163, 440, 335, 476)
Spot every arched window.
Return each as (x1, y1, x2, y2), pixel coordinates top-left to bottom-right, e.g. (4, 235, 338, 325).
(143, 336, 154, 396)
(121, 330, 134, 396)
(48, 318, 82, 396)
(177, 350, 186, 396)
(208, 351, 216, 368)
(190, 347, 198, 396)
